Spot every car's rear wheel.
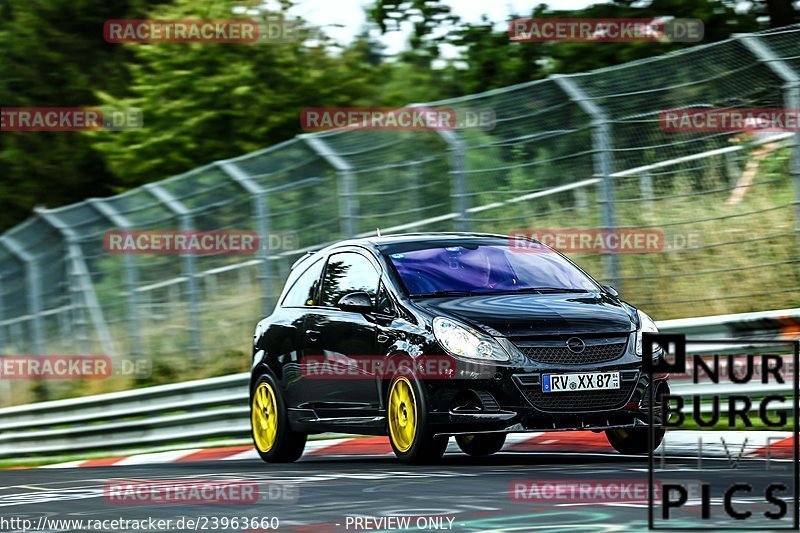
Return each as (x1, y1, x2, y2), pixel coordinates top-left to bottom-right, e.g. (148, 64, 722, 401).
(456, 433, 506, 457)
(387, 373, 448, 463)
(251, 375, 307, 463)
(605, 427, 665, 455)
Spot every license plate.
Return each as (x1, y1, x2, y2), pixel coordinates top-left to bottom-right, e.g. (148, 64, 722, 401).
(541, 371, 620, 393)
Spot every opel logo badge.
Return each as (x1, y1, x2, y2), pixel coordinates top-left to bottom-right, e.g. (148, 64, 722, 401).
(566, 337, 586, 354)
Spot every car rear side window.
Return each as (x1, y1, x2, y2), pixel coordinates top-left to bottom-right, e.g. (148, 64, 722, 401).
(282, 259, 325, 307)
(320, 252, 380, 308)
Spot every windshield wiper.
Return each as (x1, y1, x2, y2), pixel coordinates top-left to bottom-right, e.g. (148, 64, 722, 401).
(410, 290, 486, 298)
(529, 287, 589, 293)
(410, 287, 589, 298)
(493, 287, 589, 294)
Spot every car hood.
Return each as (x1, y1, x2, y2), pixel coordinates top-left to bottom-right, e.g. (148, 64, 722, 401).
(415, 292, 635, 337)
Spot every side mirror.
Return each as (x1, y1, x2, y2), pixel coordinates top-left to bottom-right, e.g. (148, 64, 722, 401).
(337, 291, 374, 313)
(603, 285, 619, 298)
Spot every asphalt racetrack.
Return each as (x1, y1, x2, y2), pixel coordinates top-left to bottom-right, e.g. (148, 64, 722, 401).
(0, 442, 795, 533)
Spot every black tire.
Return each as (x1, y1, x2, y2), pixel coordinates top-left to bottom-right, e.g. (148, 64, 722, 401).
(456, 433, 507, 457)
(386, 370, 448, 464)
(251, 374, 307, 463)
(605, 427, 665, 455)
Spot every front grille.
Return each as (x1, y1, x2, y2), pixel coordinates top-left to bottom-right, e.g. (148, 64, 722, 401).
(513, 335, 628, 365)
(515, 371, 638, 413)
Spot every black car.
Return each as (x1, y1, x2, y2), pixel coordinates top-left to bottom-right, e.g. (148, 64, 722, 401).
(250, 233, 666, 463)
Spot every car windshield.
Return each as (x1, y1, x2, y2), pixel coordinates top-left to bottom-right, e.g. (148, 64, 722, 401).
(384, 242, 599, 297)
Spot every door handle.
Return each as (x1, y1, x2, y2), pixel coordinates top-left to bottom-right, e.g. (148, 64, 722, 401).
(377, 333, 390, 343)
(306, 329, 321, 341)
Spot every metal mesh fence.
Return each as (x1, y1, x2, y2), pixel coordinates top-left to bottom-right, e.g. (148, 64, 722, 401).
(0, 28, 798, 399)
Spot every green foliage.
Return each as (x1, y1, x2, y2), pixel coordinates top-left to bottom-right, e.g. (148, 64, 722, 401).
(370, 0, 761, 94)
(368, 0, 459, 66)
(90, 0, 390, 189)
(0, 0, 160, 231)
(524, 0, 760, 75)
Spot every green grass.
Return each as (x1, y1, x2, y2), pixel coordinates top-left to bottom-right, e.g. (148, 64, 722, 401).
(477, 148, 799, 320)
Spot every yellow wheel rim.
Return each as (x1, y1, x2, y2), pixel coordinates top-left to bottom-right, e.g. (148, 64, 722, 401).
(252, 382, 278, 453)
(388, 376, 418, 453)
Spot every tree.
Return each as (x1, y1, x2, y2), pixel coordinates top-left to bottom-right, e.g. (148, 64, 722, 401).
(371, 0, 761, 95)
(0, 0, 162, 231)
(91, 0, 392, 188)
(757, 0, 797, 27)
(369, 0, 459, 67)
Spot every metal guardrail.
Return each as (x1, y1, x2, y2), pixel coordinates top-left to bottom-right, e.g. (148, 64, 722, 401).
(0, 308, 798, 459)
(0, 373, 250, 456)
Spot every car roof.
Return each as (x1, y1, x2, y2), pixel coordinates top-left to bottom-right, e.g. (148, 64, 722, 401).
(363, 232, 510, 246)
(290, 232, 515, 270)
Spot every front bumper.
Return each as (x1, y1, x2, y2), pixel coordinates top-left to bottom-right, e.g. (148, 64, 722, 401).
(422, 357, 668, 435)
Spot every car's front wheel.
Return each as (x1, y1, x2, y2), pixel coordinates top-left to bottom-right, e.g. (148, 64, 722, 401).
(605, 427, 665, 455)
(456, 433, 507, 457)
(251, 374, 307, 463)
(387, 372, 448, 463)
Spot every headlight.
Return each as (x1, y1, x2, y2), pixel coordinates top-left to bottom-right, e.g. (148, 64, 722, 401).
(433, 317, 510, 362)
(634, 310, 659, 356)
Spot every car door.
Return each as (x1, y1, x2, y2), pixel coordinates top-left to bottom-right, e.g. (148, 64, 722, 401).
(278, 257, 326, 410)
(302, 250, 381, 419)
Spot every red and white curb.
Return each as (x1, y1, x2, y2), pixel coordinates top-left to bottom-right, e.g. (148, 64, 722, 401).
(31, 430, 794, 469)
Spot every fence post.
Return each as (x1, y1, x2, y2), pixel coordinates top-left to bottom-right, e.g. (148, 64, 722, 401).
(0, 236, 45, 357)
(0, 273, 10, 406)
(436, 129, 470, 232)
(407, 102, 470, 231)
(35, 208, 117, 358)
(0, 274, 5, 355)
(0, 307, 6, 408)
(301, 134, 357, 238)
(408, 161, 422, 212)
(737, 34, 800, 258)
(31, 211, 88, 355)
(88, 199, 143, 357)
(218, 161, 275, 317)
(725, 151, 741, 185)
(552, 74, 620, 288)
(144, 184, 203, 355)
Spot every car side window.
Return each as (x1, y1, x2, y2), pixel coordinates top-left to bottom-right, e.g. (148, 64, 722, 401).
(282, 259, 325, 307)
(320, 252, 380, 308)
(376, 282, 395, 316)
